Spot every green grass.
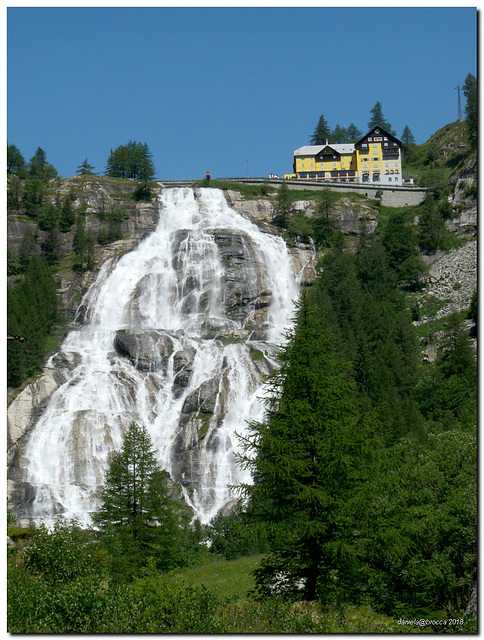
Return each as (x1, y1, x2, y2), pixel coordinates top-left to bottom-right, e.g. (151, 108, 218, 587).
(155, 553, 429, 632)
(160, 553, 264, 600)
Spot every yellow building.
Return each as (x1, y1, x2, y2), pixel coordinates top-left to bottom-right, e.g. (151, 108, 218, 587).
(285, 126, 402, 186)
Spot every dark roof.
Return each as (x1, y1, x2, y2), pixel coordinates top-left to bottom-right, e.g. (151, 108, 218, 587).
(355, 126, 402, 147)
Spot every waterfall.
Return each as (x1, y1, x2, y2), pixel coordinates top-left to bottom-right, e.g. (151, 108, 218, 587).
(17, 188, 300, 526)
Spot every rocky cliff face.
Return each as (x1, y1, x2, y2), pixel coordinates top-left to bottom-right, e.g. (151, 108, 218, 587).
(447, 156, 477, 237)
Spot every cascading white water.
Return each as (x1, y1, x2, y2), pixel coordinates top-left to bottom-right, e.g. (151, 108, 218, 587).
(19, 188, 300, 526)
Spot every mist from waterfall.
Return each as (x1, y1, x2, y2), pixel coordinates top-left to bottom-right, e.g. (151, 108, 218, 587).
(19, 188, 300, 526)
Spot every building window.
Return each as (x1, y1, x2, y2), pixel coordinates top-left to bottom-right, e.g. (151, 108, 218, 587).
(363, 164, 368, 168)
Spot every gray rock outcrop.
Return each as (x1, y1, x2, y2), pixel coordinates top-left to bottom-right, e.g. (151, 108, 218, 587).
(114, 330, 174, 372)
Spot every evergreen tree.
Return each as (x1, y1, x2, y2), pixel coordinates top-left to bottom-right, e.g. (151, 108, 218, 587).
(18, 227, 38, 271)
(356, 230, 396, 300)
(105, 141, 155, 180)
(437, 312, 476, 381)
(7, 255, 62, 386)
(76, 158, 96, 175)
(238, 294, 378, 601)
(310, 115, 331, 145)
(7, 175, 24, 210)
(401, 125, 416, 160)
(330, 124, 347, 143)
(468, 289, 477, 325)
(463, 72, 477, 149)
(345, 123, 362, 142)
(379, 210, 426, 288)
(58, 194, 76, 232)
(7, 144, 26, 176)
(401, 124, 416, 147)
(23, 177, 47, 218)
(312, 188, 337, 247)
(94, 421, 186, 572)
(367, 102, 395, 135)
(272, 181, 293, 228)
(41, 228, 61, 266)
(417, 193, 445, 254)
(364, 429, 477, 616)
(28, 147, 57, 181)
(37, 201, 60, 231)
(73, 215, 95, 271)
(7, 246, 21, 276)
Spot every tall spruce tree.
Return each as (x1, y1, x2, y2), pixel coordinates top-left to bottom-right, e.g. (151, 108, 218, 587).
(272, 181, 293, 228)
(238, 293, 378, 601)
(345, 123, 363, 142)
(7, 144, 26, 176)
(463, 73, 477, 149)
(367, 102, 395, 135)
(94, 421, 186, 571)
(310, 114, 331, 145)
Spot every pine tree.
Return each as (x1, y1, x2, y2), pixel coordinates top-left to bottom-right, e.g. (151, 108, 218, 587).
(417, 194, 445, 254)
(345, 123, 363, 142)
(437, 312, 476, 381)
(330, 124, 347, 143)
(367, 102, 395, 135)
(73, 215, 95, 271)
(380, 210, 426, 288)
(238, 293, 378, 601)
(463, 73, 477, 149)
(7, 144, 26, 176)
(401, 125, 416, 147)
(28, 147, 57, 181)
(312, 188, 337, 247)
(94, 421, 186, 570)
(309, 114, 331, 145)
(76, 158, 96, 175)
(58, 194, 76, 232)
(272, 181, 293, 227)
(105, 141, 155, 180)
(401, 125, 416, 160)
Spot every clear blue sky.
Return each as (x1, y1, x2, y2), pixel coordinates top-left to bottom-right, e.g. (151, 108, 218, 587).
(7, 7, 477, 180)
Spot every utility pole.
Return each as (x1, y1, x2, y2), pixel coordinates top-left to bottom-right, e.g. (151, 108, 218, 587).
(455, 85, 463, 121)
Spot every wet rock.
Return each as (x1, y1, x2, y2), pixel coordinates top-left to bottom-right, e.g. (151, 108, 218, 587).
(181, 375, 221, 415)
(114, 330, 174, 372)
(172, 346, 197, 394)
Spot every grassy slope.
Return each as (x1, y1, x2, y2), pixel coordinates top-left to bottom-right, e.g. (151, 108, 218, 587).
(158, 552, 427, 633)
